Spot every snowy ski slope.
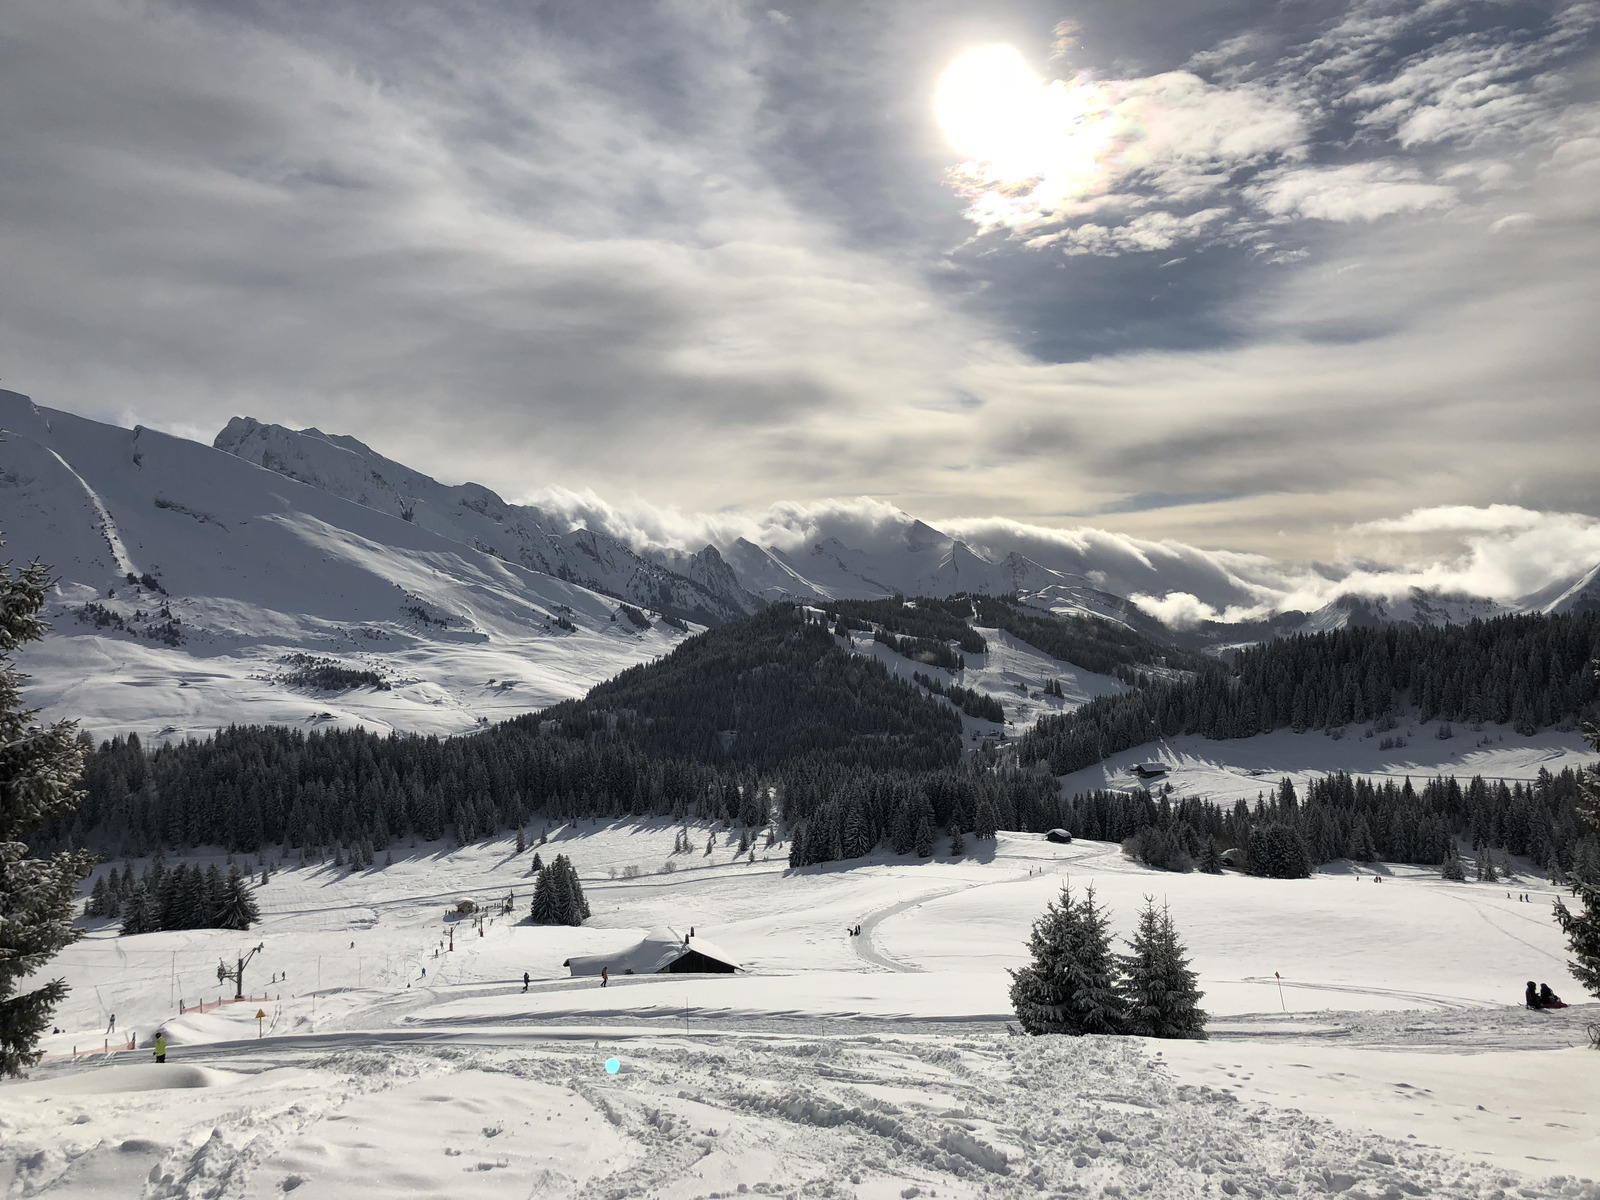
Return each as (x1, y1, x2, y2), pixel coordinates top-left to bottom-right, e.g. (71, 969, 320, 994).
(4, 824, 1596, 1198)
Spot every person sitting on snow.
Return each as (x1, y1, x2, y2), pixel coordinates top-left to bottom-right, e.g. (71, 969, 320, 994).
(1539, 983, 1565, 1008)
(1525, 981, 1543, 1009)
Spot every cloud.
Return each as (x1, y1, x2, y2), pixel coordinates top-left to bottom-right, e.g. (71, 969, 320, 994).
(0, 0, 1595, 573)
(1247, 162, 1456, 221)
(944, 0, 1597, 256)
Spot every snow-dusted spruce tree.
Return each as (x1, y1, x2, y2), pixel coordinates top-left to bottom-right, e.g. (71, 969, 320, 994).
(1441, 843, 1467, 882)
(1118, 899, 1207, 1039)
(1009, 882, 1124, 1036)
(1199, 839, 1224, 875)
(214, 865, 261, 931)
(0, 547, 93, 1077)
(1554, 706, 1600, 999)
(1475, 845, 1498, 883)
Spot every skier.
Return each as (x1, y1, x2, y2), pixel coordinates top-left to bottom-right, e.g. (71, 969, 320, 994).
(601, 967, 610, 988)
(107, 1013, 115, 1033)
(153, 1032, 167, 1064)
(1538, 983, 1566, 1009)
(1525, 980, 1543, 1009)
(522, 972, 530, 993)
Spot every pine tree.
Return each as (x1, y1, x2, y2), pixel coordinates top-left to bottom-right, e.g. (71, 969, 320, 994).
(1475, 845, 1498, 882)
(214, 865, 260, 931)
(1554, 707, 1600, 998)
(974, 797, 998, 841)
(516, 827, 526, 854)
(1199, 838, 1224, 875)
(1349, 817, 1378, 863)
(529, 851, 544, 875)
(1008, 882, 1124, 1036)
(87, 873, 110, 918)
(948, 827, 965, 857)
(1441, 842, 1467, 881)
(914, 813, 934, 858)
(1118, 899, 1206, 1039)
(119, 882, 158, 936)
(788, 823, 808, 868)
(529, 867, 557, 924)
(0, 547, 93, 1075)
(557, 855, 589, 923)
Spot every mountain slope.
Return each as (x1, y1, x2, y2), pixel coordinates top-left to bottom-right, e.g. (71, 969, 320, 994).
(0, 391, 691, 741)
(214, 416, 763, 625)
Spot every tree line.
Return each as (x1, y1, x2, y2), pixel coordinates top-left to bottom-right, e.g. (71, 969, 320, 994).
(1021, 612, 1600, 774)
(1069, 767, 1599, 882)
(88, 857, 261, 934)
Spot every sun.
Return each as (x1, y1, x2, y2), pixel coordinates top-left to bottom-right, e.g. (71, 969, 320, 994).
(935, 44, 1106, 192)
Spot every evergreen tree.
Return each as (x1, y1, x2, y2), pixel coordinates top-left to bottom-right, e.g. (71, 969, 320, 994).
(557, 855, 589, 923)
(1008, 882, 1124, 1036)
(1248, 824, 1312, 879)
(1554, 709, 1600, 998)
(87, 873, 110, 918)
(1199, 839, 1224, 875)
(529, 851, 544, 875)
(516, 827, 526, 854)
(788, 823, 808, 868)
(1118, 899, 1207, 1039)
(529, 867, 557, 924)
(119, 882, 158, 936)
(214, 865, 260, 931)
(1475, 845, 1498, 882)
(914, 813, 934, 858)
(949, 827, 965, 857)
(1441, 842, 1467, 881)
(1348, 817, 1378, 863)
(0, 546, 92, 1076)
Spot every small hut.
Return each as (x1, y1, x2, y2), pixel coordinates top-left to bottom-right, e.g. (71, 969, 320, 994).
(564, 929, 739, 977)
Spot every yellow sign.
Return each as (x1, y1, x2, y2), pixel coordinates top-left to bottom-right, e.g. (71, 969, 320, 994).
(255, 1009, 266, 1019)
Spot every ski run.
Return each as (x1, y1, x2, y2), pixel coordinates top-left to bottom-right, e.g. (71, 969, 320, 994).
(3, 821, 1596, 1200)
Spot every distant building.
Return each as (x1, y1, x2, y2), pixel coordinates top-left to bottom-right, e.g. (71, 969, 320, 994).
(1131, 763, 1169, 779)
(564, 928, 739, 977)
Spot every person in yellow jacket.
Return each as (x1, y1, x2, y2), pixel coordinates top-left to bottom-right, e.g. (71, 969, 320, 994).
(153, 1033, 167, 1064)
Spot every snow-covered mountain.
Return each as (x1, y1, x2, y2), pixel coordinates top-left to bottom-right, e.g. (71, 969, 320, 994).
(0, 391, 695, 741)
(214, 417, 763, 625)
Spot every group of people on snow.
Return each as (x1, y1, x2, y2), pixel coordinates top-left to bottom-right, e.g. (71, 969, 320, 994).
(1525, 980, 1566, 1009)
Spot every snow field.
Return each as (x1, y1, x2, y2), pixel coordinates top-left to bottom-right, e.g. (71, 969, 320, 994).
(4, 822, 1599, 1197)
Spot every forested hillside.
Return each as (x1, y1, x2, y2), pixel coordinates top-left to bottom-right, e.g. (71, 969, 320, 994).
(1021, 612, 1600, 774)
(47, 602, 1600, 879)
(530, 604, 962, 772)
(1070, 767, 1600, 884)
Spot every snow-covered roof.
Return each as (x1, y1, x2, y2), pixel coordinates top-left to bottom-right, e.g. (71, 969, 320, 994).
(564, 928, 740, 976)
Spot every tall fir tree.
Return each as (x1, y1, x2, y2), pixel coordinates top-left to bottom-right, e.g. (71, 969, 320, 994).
(0, 546, 92, 1076)
(557, 855, 589, 923)
(1118, 899, 1207, 1039)
(215, 865, 261, 931)
(529, 867, 557, 924)
(1441, 842, 1467, 881)
(1554, 703, 1600, 998)
(1009, 882, 1125, 1036)
(119, 881, 158, 936)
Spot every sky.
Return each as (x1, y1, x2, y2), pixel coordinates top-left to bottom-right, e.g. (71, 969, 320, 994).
(2, 0, 1598, 584)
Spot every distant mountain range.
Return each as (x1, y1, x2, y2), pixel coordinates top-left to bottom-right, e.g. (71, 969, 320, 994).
(3, 389, 1595, 739)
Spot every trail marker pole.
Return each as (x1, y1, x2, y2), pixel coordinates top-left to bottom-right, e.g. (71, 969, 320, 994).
(256, 1009, 266, 1038)
(1275, 971, 1286, 1012)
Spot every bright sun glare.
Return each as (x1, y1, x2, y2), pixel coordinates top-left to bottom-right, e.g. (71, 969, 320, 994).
(935, 44, 1105, 192)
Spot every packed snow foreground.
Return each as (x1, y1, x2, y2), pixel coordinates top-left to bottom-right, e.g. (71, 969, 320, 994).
(3, 825, 1596, 1199)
